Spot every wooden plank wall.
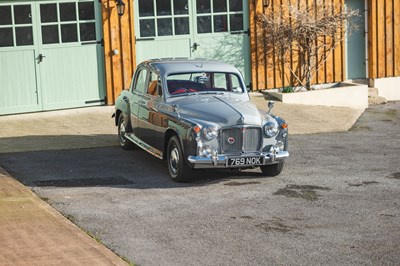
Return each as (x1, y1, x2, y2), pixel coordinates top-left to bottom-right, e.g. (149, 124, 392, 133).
(249, 0, 345, 91)
(101, 0, 136, 105)
(368, 0, 400, 79)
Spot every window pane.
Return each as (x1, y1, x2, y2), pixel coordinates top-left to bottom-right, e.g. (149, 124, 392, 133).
(174, 17, 189, 35)
(214, 15, 227, 32)
(14, 5, 32, 24)
(40, 4, 58, 23)
(42, 25, 59, 44)
(139, 0, 154, 17)
(80, 23, 96, 41)
(157, 18, 172, 36)
(213, 73, 227, 89)
(213, 0, 227, 12)
(78, 2, 94, 20)
(60, 3, 76, 21)
(61, 24, 78, 43)
(230, 14, 243, 31)
(229, 0, 242, 12)
(197, 16, 211, 33)
(197, 0, 210, 14)
(147, 72, 161, 96)
(230, 74, 243, 92)
(0, 6, 12, 25)
(135, 69, 148, 93)
(156, 0, 171, 16)
(166, 72, 244, 93)
(140, 19, 155, 37)
(16, 26, 33, 46)
(174, 0, 188, 15)
(0, 28, 13, 47)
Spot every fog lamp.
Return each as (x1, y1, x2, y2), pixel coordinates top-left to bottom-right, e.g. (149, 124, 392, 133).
(200, 145, 215, 157)
(276, 141, 285, 152)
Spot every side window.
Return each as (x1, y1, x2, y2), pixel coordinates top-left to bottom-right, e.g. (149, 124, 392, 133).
(213, 73, 227, 90)
(134, 68, 148, 93)
(230, 74, 244, 93)
(147, 71, 162, 97)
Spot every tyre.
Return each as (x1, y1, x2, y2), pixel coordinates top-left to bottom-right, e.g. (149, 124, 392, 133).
(260, 162, 285, 176)
(167, 136, 192, 182)
(117, 114, 136, 150)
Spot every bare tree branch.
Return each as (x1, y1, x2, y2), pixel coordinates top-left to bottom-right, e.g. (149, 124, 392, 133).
(257, 0, 359, 90)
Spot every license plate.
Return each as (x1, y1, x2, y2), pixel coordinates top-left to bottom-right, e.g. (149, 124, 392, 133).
(227, 156, 264, 166)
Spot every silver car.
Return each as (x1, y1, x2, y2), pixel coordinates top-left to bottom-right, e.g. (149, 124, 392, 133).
(113, 59, 289, 182)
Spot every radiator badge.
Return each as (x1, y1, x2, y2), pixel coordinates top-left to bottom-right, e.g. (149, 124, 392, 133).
(228, 137, 235, 145)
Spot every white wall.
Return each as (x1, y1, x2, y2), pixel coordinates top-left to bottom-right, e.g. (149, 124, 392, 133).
(373, 77, 400, 101)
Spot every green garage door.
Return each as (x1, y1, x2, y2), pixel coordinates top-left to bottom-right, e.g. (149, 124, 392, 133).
(134, 0, 250, 86)
(0, 0, 105, 115)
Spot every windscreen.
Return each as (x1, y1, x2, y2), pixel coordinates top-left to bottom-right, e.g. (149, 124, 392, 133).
(166, 72, 244, 95)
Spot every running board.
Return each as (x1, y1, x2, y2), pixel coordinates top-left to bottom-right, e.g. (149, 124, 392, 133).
(125, 134, 163, 159)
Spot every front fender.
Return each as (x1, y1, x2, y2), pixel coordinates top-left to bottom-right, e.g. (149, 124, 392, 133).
(164, 118, 197, 164)
(114, 91, 133, 131)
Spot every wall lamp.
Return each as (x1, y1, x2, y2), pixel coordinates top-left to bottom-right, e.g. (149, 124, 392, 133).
(115, 0, 126, 17)
(263, 0, 270, 7)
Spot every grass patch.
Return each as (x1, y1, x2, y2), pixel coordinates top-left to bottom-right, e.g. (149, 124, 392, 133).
(39, 196, 50, 202)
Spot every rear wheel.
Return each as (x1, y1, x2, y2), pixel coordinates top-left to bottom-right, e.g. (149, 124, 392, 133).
(167, 136, 192, 182)
(117, 114, 136, 150)
(260, 162, 285, 176)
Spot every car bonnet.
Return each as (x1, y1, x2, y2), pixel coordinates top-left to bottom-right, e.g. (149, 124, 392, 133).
(169, 94, 263, 126)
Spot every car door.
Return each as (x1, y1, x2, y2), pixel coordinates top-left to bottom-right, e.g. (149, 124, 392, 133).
(137, 70, 164, 151)
(129, 67, 147, 137)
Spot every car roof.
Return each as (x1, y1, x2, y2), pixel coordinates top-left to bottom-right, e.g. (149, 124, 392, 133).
(140, 58, 242, 76)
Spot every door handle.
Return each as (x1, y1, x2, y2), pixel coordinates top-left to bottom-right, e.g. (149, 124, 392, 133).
(191, 42, 200, 51)
(37, 54, 46, 63)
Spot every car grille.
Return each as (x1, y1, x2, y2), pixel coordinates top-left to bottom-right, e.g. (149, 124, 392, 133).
(220, 127, 261, 154)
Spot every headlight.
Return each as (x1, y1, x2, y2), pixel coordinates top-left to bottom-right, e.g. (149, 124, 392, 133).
(203, 126, 219, 140)
(264, 120, 279, 138)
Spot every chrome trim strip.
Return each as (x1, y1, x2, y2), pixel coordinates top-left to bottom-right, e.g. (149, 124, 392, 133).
(125, 134, 163, 159)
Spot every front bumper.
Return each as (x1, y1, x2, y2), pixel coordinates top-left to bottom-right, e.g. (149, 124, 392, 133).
(188, 150, 289, 169)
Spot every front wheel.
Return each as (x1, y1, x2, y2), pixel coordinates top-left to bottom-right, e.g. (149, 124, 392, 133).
(260, 162, 285, 176)
(117, 114, 136, 150)
(167, 136, 192, 182)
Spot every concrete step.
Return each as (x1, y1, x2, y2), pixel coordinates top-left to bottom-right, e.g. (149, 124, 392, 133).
(368, 87, 379, 97)
(368, 87, 387, 105)
(369, 95, 387, 105)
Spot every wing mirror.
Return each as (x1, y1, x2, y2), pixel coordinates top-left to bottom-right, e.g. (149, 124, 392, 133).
(267, 101, 274, 113)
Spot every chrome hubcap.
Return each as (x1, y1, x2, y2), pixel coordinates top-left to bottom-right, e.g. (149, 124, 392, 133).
(119, 121, 126, 144)
(169, 147, 179, 174)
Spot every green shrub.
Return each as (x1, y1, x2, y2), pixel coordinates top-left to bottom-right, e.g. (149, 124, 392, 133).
(281, 86, 295, 93)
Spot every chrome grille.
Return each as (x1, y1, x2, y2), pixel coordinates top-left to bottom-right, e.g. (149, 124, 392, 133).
(220, 127, 261, 154)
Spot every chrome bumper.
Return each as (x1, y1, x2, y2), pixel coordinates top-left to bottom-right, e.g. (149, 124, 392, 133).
(188, 151, 289, 169)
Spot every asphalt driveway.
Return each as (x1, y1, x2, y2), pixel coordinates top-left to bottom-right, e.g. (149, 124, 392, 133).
(0, 102, 399, 265)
